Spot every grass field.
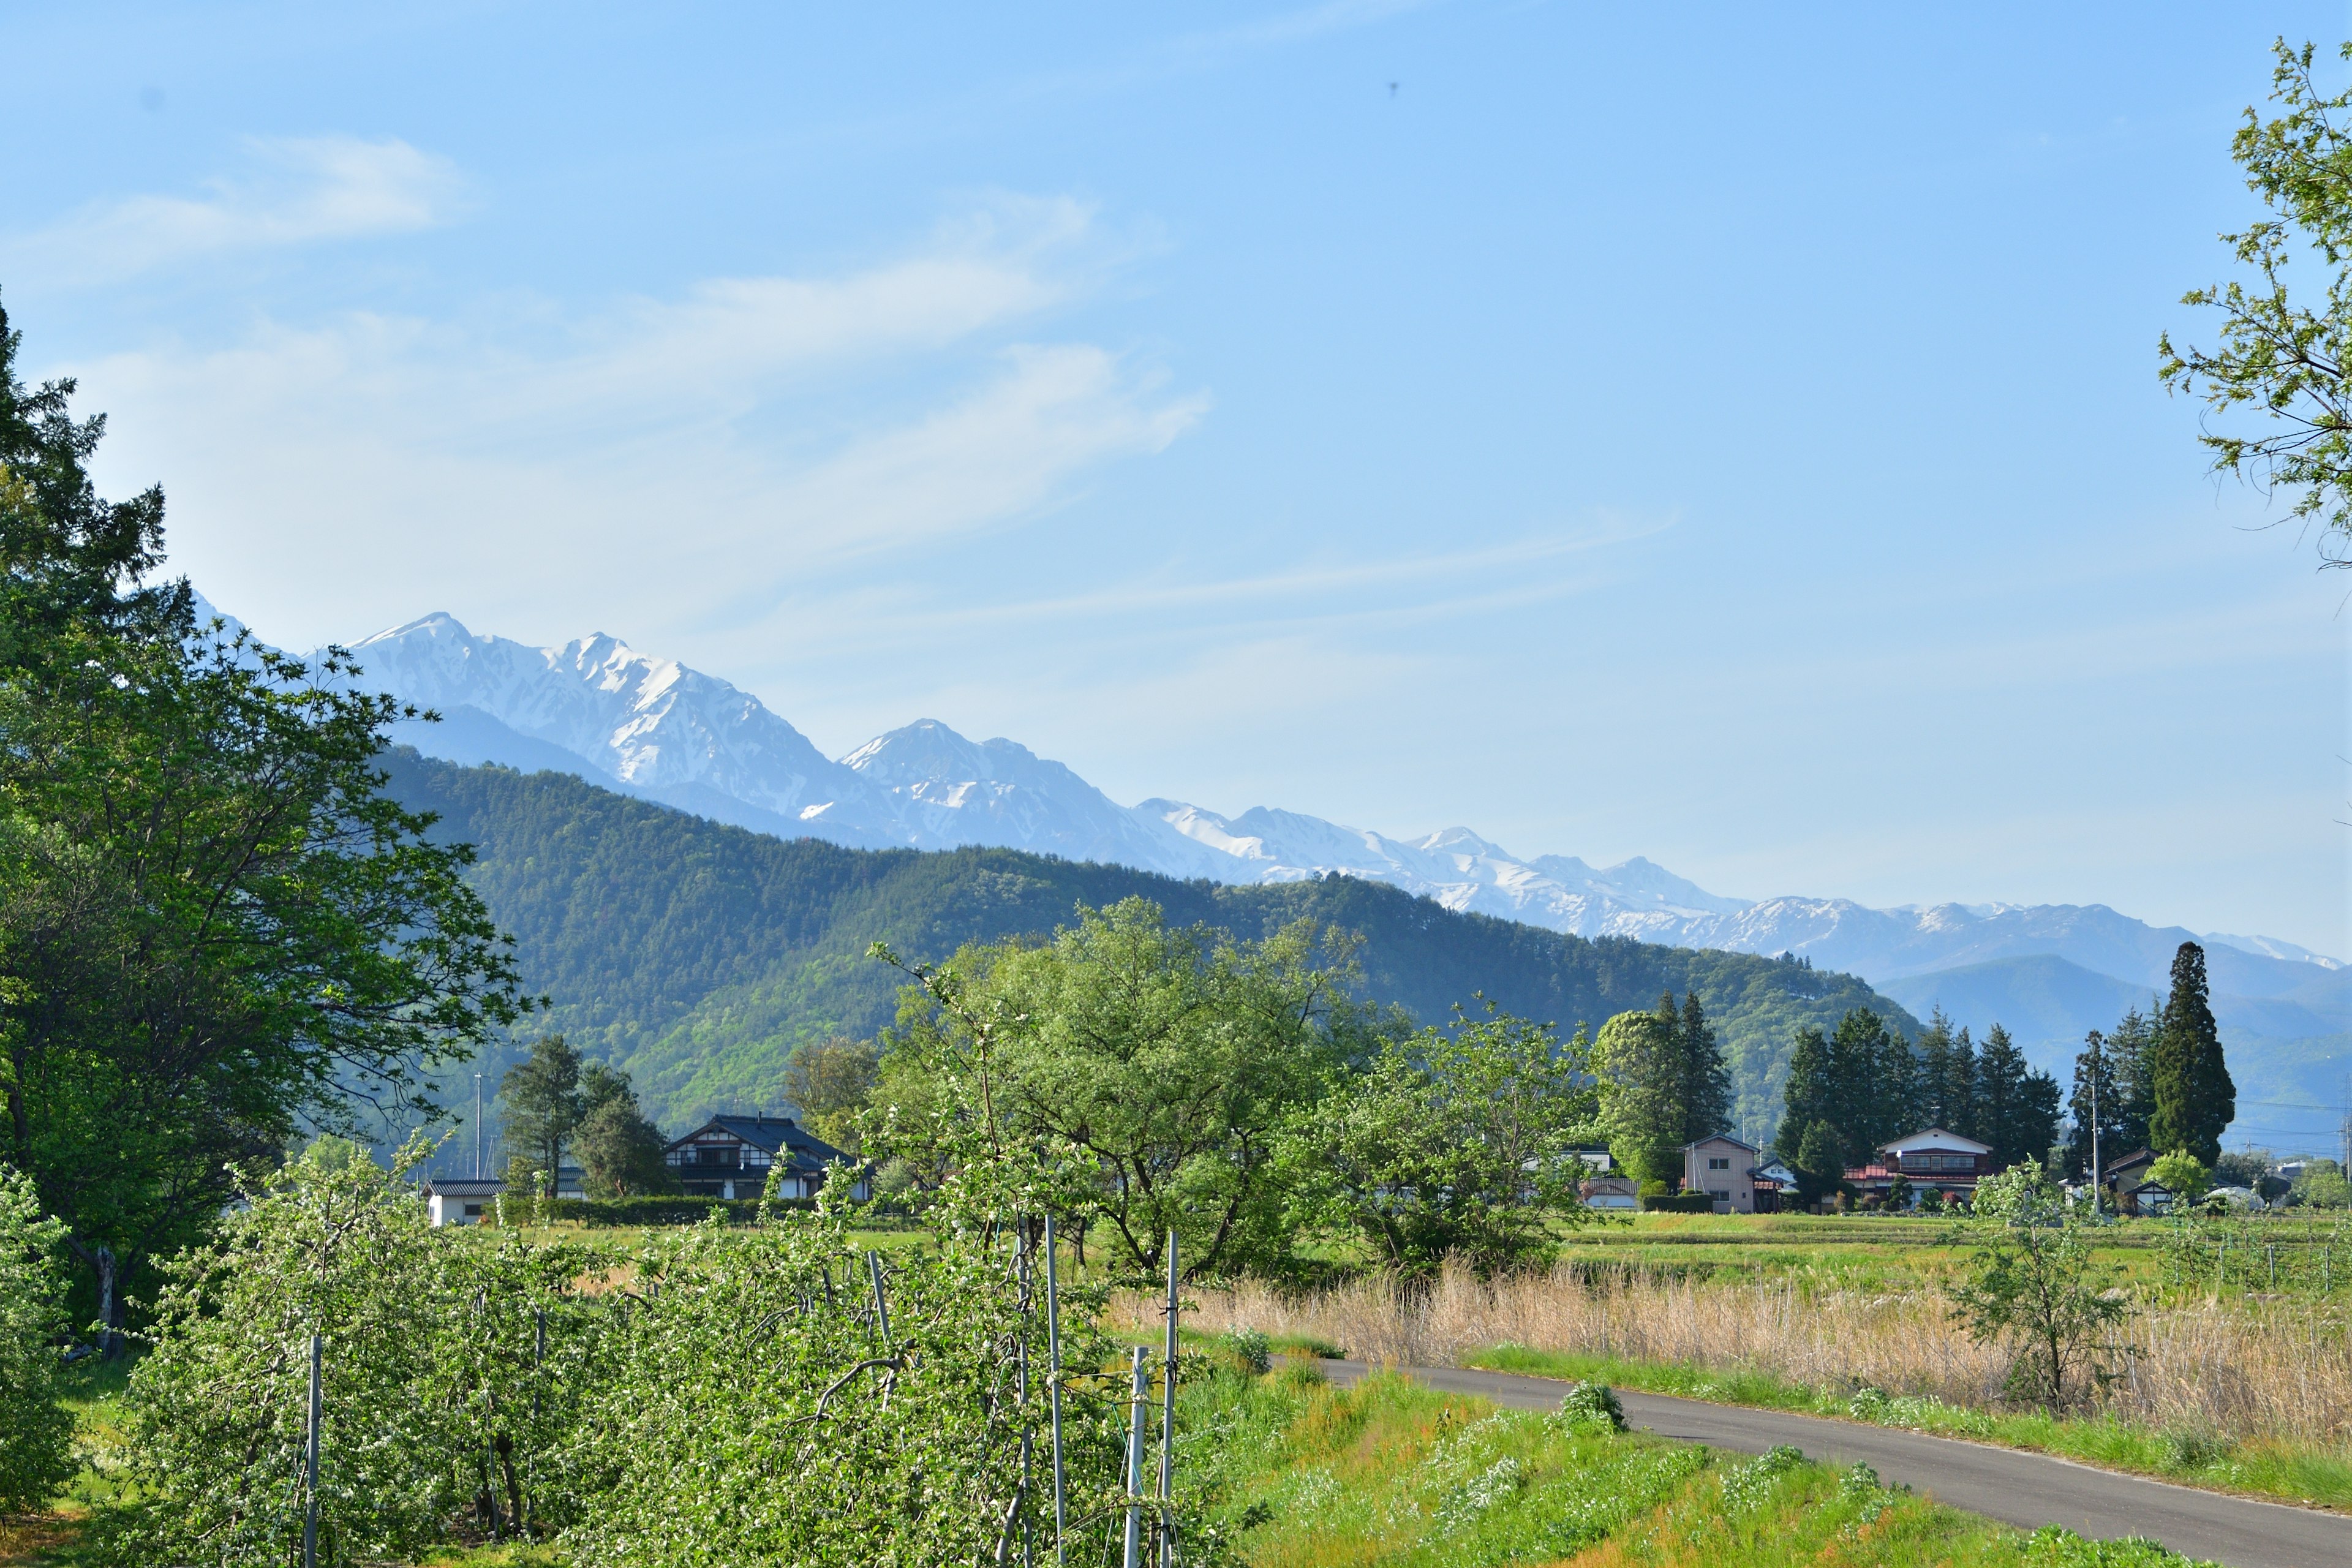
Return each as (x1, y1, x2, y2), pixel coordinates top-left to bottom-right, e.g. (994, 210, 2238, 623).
(1159, 1212, 2352, 1518)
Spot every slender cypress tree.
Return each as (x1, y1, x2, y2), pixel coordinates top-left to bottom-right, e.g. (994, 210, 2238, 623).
(1678, 990, 1733, 1145)
(2150, 942, 2234, 1165)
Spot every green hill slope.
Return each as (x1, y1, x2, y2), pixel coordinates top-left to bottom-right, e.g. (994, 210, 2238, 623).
(382, 750, 1920, 1137)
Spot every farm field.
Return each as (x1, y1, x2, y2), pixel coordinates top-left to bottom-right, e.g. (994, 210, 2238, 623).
(1545, 1211, 2352, 1295)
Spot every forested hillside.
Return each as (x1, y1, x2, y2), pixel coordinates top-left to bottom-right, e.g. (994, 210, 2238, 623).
(382, 750, 1919, 1136)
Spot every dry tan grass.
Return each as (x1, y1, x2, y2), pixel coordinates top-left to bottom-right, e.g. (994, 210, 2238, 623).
(1126, 1265, 2352, 1446)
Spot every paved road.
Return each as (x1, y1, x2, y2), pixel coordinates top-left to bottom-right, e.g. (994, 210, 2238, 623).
(1320, 1359, 2352, 1568)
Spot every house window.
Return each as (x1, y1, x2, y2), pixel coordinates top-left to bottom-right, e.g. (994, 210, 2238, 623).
(1707, 1189, 1729, 1201)
(1707, 1156, 1730, 1170)
(462, 1204, 483, 1218)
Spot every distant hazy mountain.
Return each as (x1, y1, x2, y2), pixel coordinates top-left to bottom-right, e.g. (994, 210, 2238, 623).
(307, 607, 2343, 1096)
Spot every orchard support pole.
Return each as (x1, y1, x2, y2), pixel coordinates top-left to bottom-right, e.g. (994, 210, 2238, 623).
(1123, 1346, 1148, 1568)
(303, 1333, 322, 1568)
(1158, 1231, 1178, 1566)
(1044, 1216, 1069, 1568)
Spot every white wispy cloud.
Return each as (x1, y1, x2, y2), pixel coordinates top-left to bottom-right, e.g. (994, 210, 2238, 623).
(6, 136, 464, 285)
(72, 198, 1205, 646)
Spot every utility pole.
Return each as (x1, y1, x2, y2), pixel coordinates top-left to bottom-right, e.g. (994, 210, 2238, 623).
(2090, 1036, 2101, 1216)
(473, 1072, 484, 1179)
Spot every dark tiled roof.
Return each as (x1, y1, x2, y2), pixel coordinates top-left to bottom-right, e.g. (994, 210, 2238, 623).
(423, 1177, 505, 1197)
(666, 1115, 851, 1169)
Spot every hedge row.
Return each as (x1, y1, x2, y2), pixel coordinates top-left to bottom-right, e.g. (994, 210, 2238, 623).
(1640, 1193, 1719, 1213)
(514, 1196, 815, 1227)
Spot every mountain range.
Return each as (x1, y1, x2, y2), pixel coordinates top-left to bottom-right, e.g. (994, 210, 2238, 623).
(208, 599, 2350, 1142)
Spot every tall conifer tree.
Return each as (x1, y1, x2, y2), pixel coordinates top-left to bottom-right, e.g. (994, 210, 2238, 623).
(1774, 1025, 1835, 1167)
(1678, 990, 1733, 1144)
(1942, 1026, 1980, 1141)
(2103, 1006, 2159, 1154)
(2150, 942, 2234, 1165)
(1917, 1009, 1957, 1128)
(2065, 1030, 2118, 1178)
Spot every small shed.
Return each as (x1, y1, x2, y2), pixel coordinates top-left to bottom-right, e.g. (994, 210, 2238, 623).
(423, 1176, 505, 1227)
(1581, 1174, 1639, 1210)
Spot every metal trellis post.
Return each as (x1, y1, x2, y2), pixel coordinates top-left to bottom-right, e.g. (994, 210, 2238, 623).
(1122, 1346, 1148, 1568)
(1158, 1231, 1178, 1567)
(1044, 1215, 1069, 1568)
(303, 1333, 322, 1568)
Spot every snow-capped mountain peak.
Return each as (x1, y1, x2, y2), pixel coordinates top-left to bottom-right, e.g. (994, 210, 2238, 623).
(228, 597, 2339, 1022)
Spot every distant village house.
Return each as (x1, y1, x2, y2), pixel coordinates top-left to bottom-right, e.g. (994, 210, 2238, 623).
(662, 1115, 867, 1202)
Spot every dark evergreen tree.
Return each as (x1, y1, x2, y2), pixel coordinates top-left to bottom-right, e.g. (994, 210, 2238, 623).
(1941, 1025, 1980, 1141)
(1874, 1022, 1922, 1142)
(2017, 1066, 2063, 1174)
(2150, 942, 2234, 1165)
(1973, 1023, 2062, 1172)
(500, 1034, 586, 1180)
(2103, 1006, 2158, 1155)
(1826, 1008, 1912, 1158)
(2064, 1030, 2119, 1179)
(1916, 1009, 1958, 1128)
(1793, 1120, 1845, 1206)
(1975, 1023, 2027, 1167)
(1774, 1025, 1836, 1167)
(1678, 990, 1733, 1144)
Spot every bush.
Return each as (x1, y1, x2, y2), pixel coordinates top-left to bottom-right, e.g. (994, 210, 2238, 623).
(1218, 1327, 1272, 1376)
(1557, 1381, 1626, 1432)
(0, 1164, 75, 1513)
(534, 1195, 807, 1227)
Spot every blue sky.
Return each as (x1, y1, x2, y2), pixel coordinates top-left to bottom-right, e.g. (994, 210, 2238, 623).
(6, 1, 2348, 953)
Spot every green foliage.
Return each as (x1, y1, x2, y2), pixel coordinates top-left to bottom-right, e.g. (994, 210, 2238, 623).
(0, 307, 526, 1329)
(1676, 989, 1733, 1142)
(2159, 39, 2352, 567)
(1792, 1120, 1846, 1205)
(535, 1194, 784, 1226)
(0, 1163, 74, 1512)
(95, 1140, 607, 1566)
(2293, 1159, 2350, 1207)
(1281, 1003, 1597, 1276)
(1594, 1009, 1682, 1183)
(2067, 1010, 2158, 1178)
(2148, 1151, 2210, 1203)
(873, 899, 1357, 1280)
(1947, 1165, 2131, 1411)
(783, 1035, 879, 1153)
(564, 1219, 1131, 1568)
(1556, 1380, 1626, 1432)
(2150, 944, 2233, 1166)
(378, 752, 1921, 1134)
(571, 1089, 674, 1198)
(499, 1036, 584, 1183)
(1640, 1191, 1717, 1213)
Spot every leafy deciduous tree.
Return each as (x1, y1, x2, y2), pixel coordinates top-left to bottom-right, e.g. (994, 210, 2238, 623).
(2160, 39, 2352, 567)
(1280, 1003, 1597, 1275)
